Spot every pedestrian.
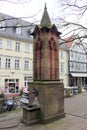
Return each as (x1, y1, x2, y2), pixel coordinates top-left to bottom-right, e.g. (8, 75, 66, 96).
(27, 82, 30, 91)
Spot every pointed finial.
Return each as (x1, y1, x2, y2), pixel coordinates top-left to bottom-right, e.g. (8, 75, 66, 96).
(40, 3, 51, 27)
(44, 3, 47, 10)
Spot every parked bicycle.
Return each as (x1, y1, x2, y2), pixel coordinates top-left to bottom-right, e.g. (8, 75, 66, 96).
(2, 97, 18, 112)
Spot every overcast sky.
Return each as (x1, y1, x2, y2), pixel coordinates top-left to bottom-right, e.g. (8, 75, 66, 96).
(0, 0, 63, 24)
(0, 0, 86, 38)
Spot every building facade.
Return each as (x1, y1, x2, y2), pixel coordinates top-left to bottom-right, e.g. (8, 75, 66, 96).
(68, 39, 87, 87)
(59, 37, 87, 88)
(0, 13, 33, 95)
(59, 41, 69, 88)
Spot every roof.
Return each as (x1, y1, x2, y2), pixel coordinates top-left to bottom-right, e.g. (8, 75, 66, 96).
(0, 13, 33, 42)
(59, 43, 68, 51)
(31, 4, 61, 36)
(40, 3, 52, 28)
(59, 39, 68, 51)
(64, 36, 75, 48)
(71, 73, 87, 77)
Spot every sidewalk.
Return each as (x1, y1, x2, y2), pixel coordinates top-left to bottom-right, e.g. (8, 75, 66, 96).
(0, 113, 87, 130)
(0, 92, 87, 130)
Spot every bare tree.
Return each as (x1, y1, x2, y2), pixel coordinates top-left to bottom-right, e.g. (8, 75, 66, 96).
(0, 0, 87, 45)
(57, 0, 87, 43)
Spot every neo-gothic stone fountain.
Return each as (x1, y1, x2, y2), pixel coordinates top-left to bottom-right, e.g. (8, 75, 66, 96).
(22, 4, 65, 125)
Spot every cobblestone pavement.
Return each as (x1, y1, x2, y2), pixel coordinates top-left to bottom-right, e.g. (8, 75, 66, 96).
(0, 92, 87, 130)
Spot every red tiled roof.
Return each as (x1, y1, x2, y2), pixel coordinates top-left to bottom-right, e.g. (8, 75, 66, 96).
(64, 36, 75, 48)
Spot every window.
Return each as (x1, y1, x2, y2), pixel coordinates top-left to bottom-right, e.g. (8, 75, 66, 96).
(24, 76, 32, 89)
(0, 39, 2, 48)
(15, 59, 20, 69)
(24, 60, 29, 70)
(25, 43, 29, 52)
(15, 24, 22, 35)
(70, 51, 73, 60)
(16, 27, 21, 35)
(15, 42, 20, 51)
(60, 62, 64, 73)
(60, 51, 64, 59)
(4, 79, 19, 93)
(7, 40, 12, 50)
(5, 58, 11, 68)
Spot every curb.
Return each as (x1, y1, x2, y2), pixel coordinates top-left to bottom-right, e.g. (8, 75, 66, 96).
(0, 123, 19, 129)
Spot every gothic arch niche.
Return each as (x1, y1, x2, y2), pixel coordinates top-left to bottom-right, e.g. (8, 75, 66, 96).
(34, 38, 43, 79)
(48, 37, 58, 80)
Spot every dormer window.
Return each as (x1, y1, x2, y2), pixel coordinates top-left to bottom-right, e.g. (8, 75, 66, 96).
(0, 17, 5, 31)
(15, 24, 22, 35)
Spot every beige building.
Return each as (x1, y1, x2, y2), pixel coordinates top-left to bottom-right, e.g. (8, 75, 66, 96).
(59, 42, 68, 88)
(0, 13, 33, 95)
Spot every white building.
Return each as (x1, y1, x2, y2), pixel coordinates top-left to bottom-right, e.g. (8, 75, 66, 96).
(67, 37, 87, 87)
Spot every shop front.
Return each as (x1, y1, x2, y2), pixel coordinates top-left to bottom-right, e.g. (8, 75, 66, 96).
(69, 73, 87, 87)
(4, 79, 19, 93)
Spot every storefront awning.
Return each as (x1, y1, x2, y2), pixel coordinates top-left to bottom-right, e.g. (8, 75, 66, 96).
(71, 73, 87, 77)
